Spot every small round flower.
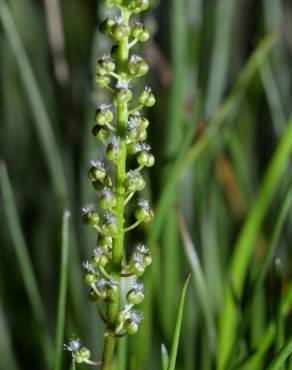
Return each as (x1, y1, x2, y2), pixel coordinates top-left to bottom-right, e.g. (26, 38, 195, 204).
(135, 199, 154, 223)
(97, 233, 113, 247)
(132, 22, 150, 42)
(127, 281, 145, 305)
(82, 261, 99, 285)
(124, 170, 145, 192)
(112, 19, 130, 41)
(136, 244, 152, 266)
(88, 160, 107, 181)
(96, 55, 115, 75)
(64, 338, 91, 363)
(96, 74, 111, 88)
(99, 17, 115, 34)
(139, 86, 156, 107)
(100, 188, 117, 210)
(95, 278, 108, 300)
(101, 212, 118, 236)
(128, 54, 149, 77)
(95, 104, 114, 126)
(128, 0, 150, 13)
(91, 247, 108, 267)
(106, 136, 121, 161)
(130, 252, 145, 276)
(82, 205, 99, 226)
(92, 124, 109, 141)
(114, 84, 133, 105)
(125, 309, 144, 335)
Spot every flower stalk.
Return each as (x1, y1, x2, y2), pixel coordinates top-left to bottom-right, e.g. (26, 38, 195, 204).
(65, 0, 154, 369)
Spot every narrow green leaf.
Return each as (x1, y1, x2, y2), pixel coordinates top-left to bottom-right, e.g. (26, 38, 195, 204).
(0, 161, 53, 367)
(167, 274, 191, 370)
(161, 343, 169, 370)
(266, 338, 292, 370)
(0, 303, 20, 370)
(217, 116, 292, 370)
(53, 210, 71, 370)
(0, 1, 67, 202)
(176, 209, 216, 351)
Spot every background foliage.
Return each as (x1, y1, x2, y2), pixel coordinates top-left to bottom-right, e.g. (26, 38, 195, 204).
(1, 0, 292, 369)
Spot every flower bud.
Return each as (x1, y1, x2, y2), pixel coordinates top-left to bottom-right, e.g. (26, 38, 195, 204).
(88, 160, 107, 181)
(100, 189, 117, 210)
(117, 304, 132, 323)
(91, 247, 108, 268)
(82, 205, 99, 226)
(135, 199, 153, 222)
(136, 244, 152, 266)
(96, 55, 115, 75)
(126, 320, 139, 335)
(75, 347, 91, 364)
(99, 17, 115, 34)
(101, 213, 118, 236)
(92, 125, 109, 141)
(139, 86, 156, 107)
(128, 55, 149, 77)
(95, 279, 108, 300)
(137, 151, 155, 167)
(82, 261, 99, 285)
(124, 170, 145, 192)
(130, 253, 146, 277)
(128, 0, 150, 13)
(96, 74, 111, 88)
(95, 104, 114, 125)
(106, 137, 121, 161)
(125, 310, 143, 335)
(127, 281, 145, 305)
(132, 22, 150, 42)
(104, 0, 123, 8)
(114, 86, 133, 105)
(112, 18, 130, 41)
(97, 233, 113, 247)
(127, 142, 151, 155)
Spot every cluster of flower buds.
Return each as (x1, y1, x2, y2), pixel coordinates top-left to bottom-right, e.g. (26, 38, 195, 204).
(66, 0, 155, 364)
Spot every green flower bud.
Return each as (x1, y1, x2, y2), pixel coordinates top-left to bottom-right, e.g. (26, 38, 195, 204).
(127, 281, 145, 305)
(95, 279, 108, 300)
(96, 55, 115, 75)
(101, 213, 118, 236)
(75, 347, 91, 364)
(136, 244, 152, 266)
(91, 247, 108, 268)
(137, 151, 155, 167)
(128, 142, 151, 155)
(95, 104, 114, 125)
(99, 17, 115, 34)
(88, 160, 107, 181)
(92, 125, 109, 141)
(135, 199, 153, 222)
(137, 129, 147, 141)
(114, 85, 133, 105)
(124, 170, 145, 192)
(82, 261, 99, 285)
(128, 0, 150, 13)
(117, 304, 132, 323)
(139, 86, 156, 107)
(132, 22, 150, 42)
(97, 233, 113, 247)
(104, 0, 123, 8)
(112, 18, 130, 41)
(125, 310, 143, 335)
(106, 137, 121, 161)
(130, 253, 146, 276)
(100, 189, 117, 210)
(128, 55, 149, 77)
(96, 74, 111, 88)
(82, 205, 99, 226)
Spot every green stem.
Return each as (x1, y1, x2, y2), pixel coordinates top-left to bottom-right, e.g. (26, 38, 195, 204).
(101, 8, 130, 370)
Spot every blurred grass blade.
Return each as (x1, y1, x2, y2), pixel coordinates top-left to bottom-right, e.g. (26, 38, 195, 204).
(147, 98, 201, 248)
(0, 1, 67, 201)
(0, 161, 53, 366)
(161, 343, 169, 370)
(176, 209, 216, 351)
(205, 0, 234, 116)
(167, 274, 191, 370)
(0, 303, 20, 370)
(217, 115, 292, 370)
(225, 184, 292, 369)
(53, 210, 71, 370)
(266, 338, 292, 370)
(182, 34, 276, 173)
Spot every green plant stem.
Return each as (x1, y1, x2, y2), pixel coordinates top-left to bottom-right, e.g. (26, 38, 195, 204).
(101, 9, 130, 370)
